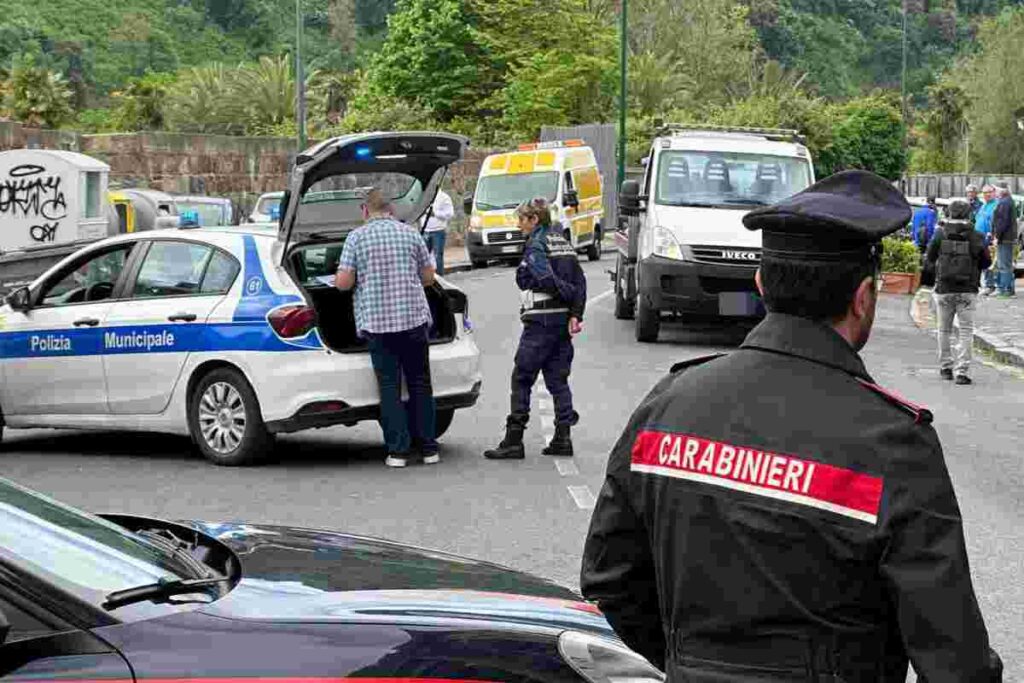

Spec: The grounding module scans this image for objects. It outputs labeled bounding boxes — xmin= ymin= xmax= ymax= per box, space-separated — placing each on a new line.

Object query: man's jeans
xmin=996 ymin=241 xmax=1016 ymax=294
xmin=365 ymin=324 xmax=437 ymax=456
xmin=935 ymin=292 xmax=976 ymax=376
xmin=424 ymin=230 xmax=446 ymax=275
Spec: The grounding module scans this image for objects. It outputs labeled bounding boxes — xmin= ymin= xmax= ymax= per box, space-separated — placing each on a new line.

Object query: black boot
xmin=542 ymin=424 xmax=573 ymax=457
xmin=483 ymin=420 xmax=525 ymax=460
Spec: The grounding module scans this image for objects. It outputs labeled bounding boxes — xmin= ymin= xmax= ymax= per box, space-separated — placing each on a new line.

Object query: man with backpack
xmin=926 ymin=199 xmax=992 ymax=385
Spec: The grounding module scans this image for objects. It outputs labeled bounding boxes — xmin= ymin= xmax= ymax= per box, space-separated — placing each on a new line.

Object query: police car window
xmin=0 ymin=594 xmax=62 ymax=642
xmin=132 ymin=242 xmax=213 ymax=298
xmin=39 ymin=246 xmax=132 ymax=307
xmin=200 ymin=251 xmax=240 ymax=294
xmin=294 ymin=244 xmax=345 ymax=285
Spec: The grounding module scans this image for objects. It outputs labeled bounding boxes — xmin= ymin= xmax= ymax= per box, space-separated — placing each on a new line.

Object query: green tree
xmin=109 ymin=71 xmax=176 ymax=131
xmin=2 ymin=57 xmax=74 ymax=128
xmin=909 ymin=80 xmax=967 ymax=172
xmin=362 ymin=0 xmax=484 ymax=120
xmin=164 ymin=63 xmax=240 ymax=134
xmin=234 ymin=55 xmax=297 ymax=135
xmin=954 ymin=7 xmax=1024 ymax=173
xmin=818 ymin=93 xmax=906 ymax=180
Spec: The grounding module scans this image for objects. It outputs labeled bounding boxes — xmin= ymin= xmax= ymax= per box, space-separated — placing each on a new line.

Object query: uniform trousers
xmin=509 ymin=312 xmax=578 ymax=427
xmin=935 ymin=292 xmax=976 ymax=376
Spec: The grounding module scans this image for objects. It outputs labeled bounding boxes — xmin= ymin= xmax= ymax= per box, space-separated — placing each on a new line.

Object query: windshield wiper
xmin=103 ymin=574 xmax=232 ymax=610
xmin=475 ymin=202 xmax=500 ymax=210
xmin=135 ymin=529 xmax=212 ymax=580
xmin=664 ymin=201 xmax=717 ymax=208
xmin=721 ymin=199 xmax=769 ymax=206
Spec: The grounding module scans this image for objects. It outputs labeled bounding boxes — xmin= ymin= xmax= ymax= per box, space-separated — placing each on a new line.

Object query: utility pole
xmin=617 ymin=0 xmax=627 ymax=191
xmin=296 ymin=0 xmax=307 ymax=151
xmin=900 ymin=1 xmax=908 ymax=127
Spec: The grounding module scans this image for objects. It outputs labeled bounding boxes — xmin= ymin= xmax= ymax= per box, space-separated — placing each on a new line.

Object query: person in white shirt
xmin=422 ymin=188 xmax=454 ymax=275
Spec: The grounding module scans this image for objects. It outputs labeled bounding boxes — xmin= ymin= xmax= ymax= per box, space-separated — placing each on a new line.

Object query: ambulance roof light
xmin=516 ymin=139 xmax=586 ymax=152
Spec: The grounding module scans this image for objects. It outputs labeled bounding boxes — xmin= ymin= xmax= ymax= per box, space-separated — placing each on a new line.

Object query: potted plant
xmin=879 ymin=236 xmax=922 ymax=294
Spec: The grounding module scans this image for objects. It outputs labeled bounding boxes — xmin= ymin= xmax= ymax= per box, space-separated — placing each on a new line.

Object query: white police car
xmin=0 ymin=132 xmax=481 ymax=465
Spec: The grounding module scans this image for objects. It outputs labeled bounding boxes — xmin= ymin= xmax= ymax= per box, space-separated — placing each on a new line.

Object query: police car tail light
xmin=558 ymin=631 xmax=665 ymax=683
xmin=268 ymin=305 xmax=317 ymax=338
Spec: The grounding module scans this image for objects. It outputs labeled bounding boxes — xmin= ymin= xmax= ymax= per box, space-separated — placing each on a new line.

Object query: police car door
xmin=0 ymin=243 xmax=136 ymax=415
xmin=102 ymin=239 xmax=237 ymax=414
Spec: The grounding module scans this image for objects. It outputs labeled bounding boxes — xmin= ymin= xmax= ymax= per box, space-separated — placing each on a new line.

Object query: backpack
xmin=937 ymin=230 xmax=976 ymax=288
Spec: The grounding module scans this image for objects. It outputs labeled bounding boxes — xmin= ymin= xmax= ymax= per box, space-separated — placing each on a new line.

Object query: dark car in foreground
xmin=0 ymin=477 xmax=663 ymax=683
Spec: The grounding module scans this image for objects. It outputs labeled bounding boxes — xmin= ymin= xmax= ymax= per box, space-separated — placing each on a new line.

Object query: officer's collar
xmin=740 ymin=313 xmax=872 ymax=380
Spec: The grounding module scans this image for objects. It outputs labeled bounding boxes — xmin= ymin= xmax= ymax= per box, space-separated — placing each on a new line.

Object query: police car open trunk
xmin=275 ymin=132 xmax=469 ymax=352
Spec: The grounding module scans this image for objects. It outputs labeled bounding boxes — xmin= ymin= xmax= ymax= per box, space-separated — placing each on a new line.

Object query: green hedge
xmin=881 ymin=236 xmax=921 ymax=273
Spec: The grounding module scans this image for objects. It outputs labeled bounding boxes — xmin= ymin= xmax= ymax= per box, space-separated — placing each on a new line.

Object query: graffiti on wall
xmin=0 ymin=164 xmax=68 ymax=243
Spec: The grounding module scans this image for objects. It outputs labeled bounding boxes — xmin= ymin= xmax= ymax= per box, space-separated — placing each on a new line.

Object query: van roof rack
xmin=655 ymin=123 xmax=806 ymax=144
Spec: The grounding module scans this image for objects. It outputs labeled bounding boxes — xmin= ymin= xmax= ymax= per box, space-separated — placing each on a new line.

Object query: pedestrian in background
xmin=911 ymin=195 xmax=938 ymax=251
xmin=991 ymin=185 xmax=1017 ymax=297
xmin=484 ymin=197 xmax=586 ymax=460
xmin=966 ymin=183 xmax=982 ymax=222
xmin=422 ymin=187 xmax=454 ymax=276
xmin=926 ymin=199 xmax=991 ymax=385
xmin=975 ymin=184 xmax=998 ymax=294
xmin=581 ymin=171 xmax=1002 ymax=682
xmin=336 ymin=188 xmax=439 ymax=468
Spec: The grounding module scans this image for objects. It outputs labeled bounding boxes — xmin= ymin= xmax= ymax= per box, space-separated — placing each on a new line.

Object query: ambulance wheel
xmin=189 ymin=368 xmax=272 ymax=466
xmin=435 ymin=409 xmax=455 ymax=439
xmin=635 ymin=293 xmax=660 ymax=343
xmin=586 ymin=228 xmax=602 ymax=261
xmin=614 ymin=256 xmax=634 ymax=320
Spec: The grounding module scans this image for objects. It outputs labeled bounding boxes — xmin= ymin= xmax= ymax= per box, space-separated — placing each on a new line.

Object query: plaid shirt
xmin=338 ymin=217 xmax=433 ymax=335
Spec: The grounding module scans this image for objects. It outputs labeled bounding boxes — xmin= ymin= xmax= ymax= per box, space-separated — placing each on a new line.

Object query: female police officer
xmin=484 ymin=197 xmax=587 ymax=460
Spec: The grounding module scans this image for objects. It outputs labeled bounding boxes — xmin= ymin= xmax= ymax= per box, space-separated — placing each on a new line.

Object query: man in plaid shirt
xmin=336 ymin=188 xmax=439 ymax=468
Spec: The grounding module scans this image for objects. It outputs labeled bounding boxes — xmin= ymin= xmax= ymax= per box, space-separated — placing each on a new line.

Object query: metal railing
xmin=654 ymin=123 xmax=807 ymax=144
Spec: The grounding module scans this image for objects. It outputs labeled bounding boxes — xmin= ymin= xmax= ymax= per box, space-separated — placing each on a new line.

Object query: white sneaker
xmin=423 ymin=453 xmax=441 ymax=465
xmin=385 ymin=455 xmax=408 ymax=468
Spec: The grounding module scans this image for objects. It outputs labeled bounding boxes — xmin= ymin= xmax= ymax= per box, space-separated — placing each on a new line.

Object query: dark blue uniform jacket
xmin=516 ymin=223 xmax=587 ymax=320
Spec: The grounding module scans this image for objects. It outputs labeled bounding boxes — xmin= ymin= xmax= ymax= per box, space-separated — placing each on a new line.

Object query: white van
xmin=614 ymin=125 xmax=815 ymax=342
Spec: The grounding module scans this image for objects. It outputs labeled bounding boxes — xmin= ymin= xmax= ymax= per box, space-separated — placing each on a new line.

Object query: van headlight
xmin=469 ymin=215 xmax=483 ymax=231
xmin=558 ymin=631 xmax=665 ymax=683
xmin=650 ymin=226 xmax=687 ymax=261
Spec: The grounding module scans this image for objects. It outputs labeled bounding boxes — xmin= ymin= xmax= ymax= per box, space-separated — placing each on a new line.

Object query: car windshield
xmin=0 ymin=478 xmax=194 ymax=608
xmin=255 ymin=195 xmax=283 ymax=216
xmin=475 ymin=172 xmax=558 ymax=211
xmin=176 ymin=202 xmax=230 ymax=227
xmin=655 ymin=151 xmax=812 ymax=208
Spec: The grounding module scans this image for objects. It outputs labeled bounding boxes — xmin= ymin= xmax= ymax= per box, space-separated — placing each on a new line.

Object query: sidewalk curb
xmin=910 ymin=289 xmax=1024 ymax=370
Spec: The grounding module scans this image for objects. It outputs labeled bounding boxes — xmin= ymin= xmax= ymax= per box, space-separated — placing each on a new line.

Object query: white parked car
xmin=248 ymin=191 xmax=284 ymax=223
xmin=0 ymin=132 xmax=481 ymax=465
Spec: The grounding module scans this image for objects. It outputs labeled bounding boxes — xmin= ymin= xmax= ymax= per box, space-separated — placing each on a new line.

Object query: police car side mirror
xmin=6 ymin=286 xmax=30 ymax=312
xmin=463 ymin=193 xmax=474 ymax=214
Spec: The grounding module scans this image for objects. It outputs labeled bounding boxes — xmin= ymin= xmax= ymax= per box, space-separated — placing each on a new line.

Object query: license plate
xmin=718 ymin=292 xmax=762 ymax=316
xmin=501 ymin=246 xmax=519 ymax=254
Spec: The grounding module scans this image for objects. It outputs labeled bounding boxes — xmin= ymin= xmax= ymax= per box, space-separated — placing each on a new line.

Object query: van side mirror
xmin=619 ymin=180 xmax=641 ymax=216
xmin=6 ymin=286 xmax=30 ymax=312
xmin=563 ymin=189 xmax=579 ymax=209
xmin=462 ymin=193 xmax=474 ymax=214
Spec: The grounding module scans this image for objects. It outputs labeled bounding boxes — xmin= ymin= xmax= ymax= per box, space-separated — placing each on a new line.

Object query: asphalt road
xmin=2 ymin=251 xmax=1021 ymax=678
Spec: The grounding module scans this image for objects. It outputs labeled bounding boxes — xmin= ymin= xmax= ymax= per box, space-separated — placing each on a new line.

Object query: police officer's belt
xmin=521 ymin=291 xmax=565 ymax=311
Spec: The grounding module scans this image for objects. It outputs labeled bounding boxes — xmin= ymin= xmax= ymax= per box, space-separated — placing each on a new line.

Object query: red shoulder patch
xmin=856 ymin=378 xmax=933 ymax=424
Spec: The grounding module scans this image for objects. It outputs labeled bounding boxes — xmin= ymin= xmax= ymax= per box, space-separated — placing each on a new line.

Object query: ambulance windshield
xmin=475 ymin=172 xmax=558 ymax=211
xmin=655 ymin=151 xmax=811 ymax=208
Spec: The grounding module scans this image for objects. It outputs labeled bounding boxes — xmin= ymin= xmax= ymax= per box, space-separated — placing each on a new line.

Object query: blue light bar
xmin=355 ymin=146 xmax=372 ymax=158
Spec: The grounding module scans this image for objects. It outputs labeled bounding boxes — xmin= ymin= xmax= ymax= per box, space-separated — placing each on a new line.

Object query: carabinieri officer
xmin=580 ymin=170 xmax=1002 ymax=681
xmin=484 ymin=197 xmax=587 ymax=460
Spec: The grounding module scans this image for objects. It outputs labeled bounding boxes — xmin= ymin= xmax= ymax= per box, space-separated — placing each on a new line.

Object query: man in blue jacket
xmin=911 ymin=196 xmax=938 ymax=252
xmin=484 ymin=197 xmax=587 ymax=459
xmin=991 ymin=186 xmax=1017 ymax=296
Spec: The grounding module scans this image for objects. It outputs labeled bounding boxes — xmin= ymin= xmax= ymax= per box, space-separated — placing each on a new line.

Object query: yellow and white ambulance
xmin=464 ymin=140 xmax=605 ymax=267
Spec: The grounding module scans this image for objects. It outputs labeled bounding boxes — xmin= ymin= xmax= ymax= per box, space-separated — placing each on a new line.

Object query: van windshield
xmin=475 ymin=172 xmax=558 ymax=211
xmin=654 ymin=151 xmax=811 ymax=208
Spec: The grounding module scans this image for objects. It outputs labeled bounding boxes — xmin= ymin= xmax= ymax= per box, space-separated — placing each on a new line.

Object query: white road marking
xmin=568 ymin=485 xmax=597 ymax=509
xmin=587 ymin=289 xmax=614 ymax=306
xmin=555 ymin=459 xmax=580 ymax=476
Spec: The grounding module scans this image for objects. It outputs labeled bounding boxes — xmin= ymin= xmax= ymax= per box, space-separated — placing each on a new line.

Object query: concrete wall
xmin=0 ymin=123 xmax=497 ymax=237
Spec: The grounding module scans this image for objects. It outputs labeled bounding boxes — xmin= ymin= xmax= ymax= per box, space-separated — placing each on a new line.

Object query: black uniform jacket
xmin=581 ymin=314 xmax=1001 ymax=682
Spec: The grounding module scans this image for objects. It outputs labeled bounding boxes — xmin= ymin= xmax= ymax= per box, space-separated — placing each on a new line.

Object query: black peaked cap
xmin=742 ymin=170 xmax=912 ymax=262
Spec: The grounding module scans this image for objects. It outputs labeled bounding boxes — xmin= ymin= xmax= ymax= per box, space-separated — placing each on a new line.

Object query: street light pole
xmin=900 ymin=1 xmax=908 ymax=127
xmin=296 ymin=0 xmax=307 ymax=151
xmin=617 ymin=0 xmax=627 ymax=191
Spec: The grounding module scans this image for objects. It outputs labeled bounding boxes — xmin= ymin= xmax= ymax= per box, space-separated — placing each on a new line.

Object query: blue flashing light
xmin=355 ymin=146 xmax=373 ymax=158
xmin=179 ymin=209 xmax=200 ymax=228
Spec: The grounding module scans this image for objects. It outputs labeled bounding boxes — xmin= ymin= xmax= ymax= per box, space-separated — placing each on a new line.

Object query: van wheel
xmin=614 ymin=255 xmax=634 ymax=320
xmin=435 ymin=409 xmax=455 ymax=438
xmin=189 ymin=368 xmax=272 ymax=466
xmin=586 ymin=228 xmax=603 ymax=261
xmin=471 ymin=259 xmax=489 ymax=269
xmin=635 ymin=293 xmax=660 ymax=343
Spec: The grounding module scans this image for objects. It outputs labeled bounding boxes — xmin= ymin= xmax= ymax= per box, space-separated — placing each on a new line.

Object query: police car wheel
xmin=635 ymin=293 xmax=660 ymax=343
xmin=189 ymin=369 xmax=272 ymax=466
xmin=435 ymin=409 xmax=454 ymax=438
